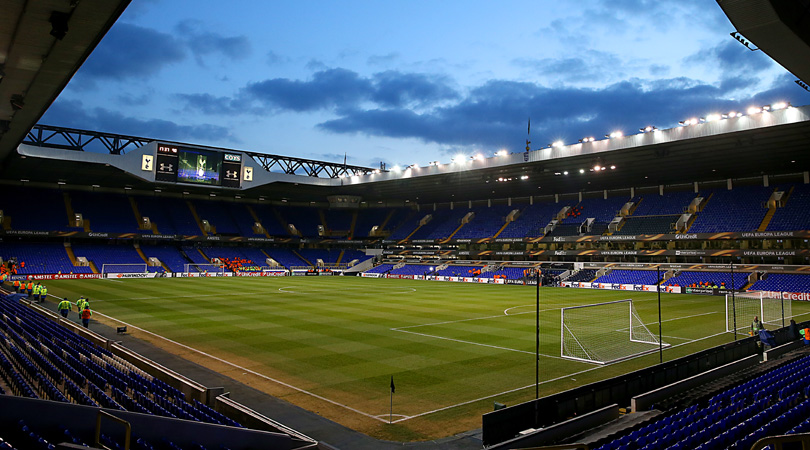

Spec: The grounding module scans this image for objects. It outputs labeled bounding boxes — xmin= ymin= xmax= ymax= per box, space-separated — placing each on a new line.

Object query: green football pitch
xmin=40 ymin=276 xmax=810 ymax=440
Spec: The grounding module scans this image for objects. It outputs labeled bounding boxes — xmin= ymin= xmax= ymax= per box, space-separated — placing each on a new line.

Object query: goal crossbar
xmin=561 ymin=298 xmax=669 ymax=365
xmin=726 ymin=291 xmax=792 ymax=335
xmin=184 ymin=263 xmax=225 ymax=273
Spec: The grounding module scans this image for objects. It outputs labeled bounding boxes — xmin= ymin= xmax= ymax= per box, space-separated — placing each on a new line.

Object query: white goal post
xmin=726 ymin=291 xmax=792 ymax=335
xmin=561 ymin=299 xmax=669 ymax=365
xmin=184 ymin=263 xmax=225 ymax=273
xmin=101 ymin=263 xmax=148 ymax=276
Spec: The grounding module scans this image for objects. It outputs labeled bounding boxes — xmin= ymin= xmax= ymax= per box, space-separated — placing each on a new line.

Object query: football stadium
xmin=2 ymin=1 xmax=810 ymax=450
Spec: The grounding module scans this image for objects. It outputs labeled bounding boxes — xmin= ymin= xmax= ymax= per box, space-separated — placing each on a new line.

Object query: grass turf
xmin=41 ymin=276 xmax=810 ymax=440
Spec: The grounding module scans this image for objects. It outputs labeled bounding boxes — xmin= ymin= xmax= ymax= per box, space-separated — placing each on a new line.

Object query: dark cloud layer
xmin=41 ymin=99 xmax=236 ymax=144
xmin=178 ymin=63 xmax=803 ymax=151
xmin=80 ymin=23 xmax=186 ymax=80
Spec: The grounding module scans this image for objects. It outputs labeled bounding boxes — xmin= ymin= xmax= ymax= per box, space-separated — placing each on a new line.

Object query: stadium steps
xmin=443 ymin=222 xmax=466 ymax=241
xmin=491 ymin=219 xmax=511 ymax=239
xmin=336 ymin=249 xmax=345 ymax=265
xmin=378 ymin=208 xmax=397 ymax=231
xmin=134 ymin=244 xmax=149 ymax=264
xmin=64 ymin=244 xmax=79 ymax=266
xmin=402 ymin=224 xmax=422 ymax=242
xmin=292 ymin=250 xmax=313 ymax=267
xmin=129 ymin=196 xmax=145 ymax=231
xmin=197 ymin=248 xmax=211 ymax=263
xmin=272 ymin=207 xmax=298 ymax=237
xmin=63 ymin=192 xmax=75 ymax=228
xmin=758 ymin=186 xmax=792 ymax=231
xmin=348 ymin=211 xmax=358 ymax=239
xmin=685 ymin=192 xmax=714 ymax=232
xmin=1 ymin=215 xmax=10 ymax=230
xmin=88 ymin=261 xmax=99 ymax=274
xmin=318 ymin=209 xmax=328 ymax=235
xmin=185 ymin=201 xmax=208 ymax=236
xmin=245 ymin=205 xmax=272 ymax=238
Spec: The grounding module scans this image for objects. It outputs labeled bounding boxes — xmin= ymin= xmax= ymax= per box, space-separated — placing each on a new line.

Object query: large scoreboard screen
xmin=154 ymin=144 xmax=242 ymax=188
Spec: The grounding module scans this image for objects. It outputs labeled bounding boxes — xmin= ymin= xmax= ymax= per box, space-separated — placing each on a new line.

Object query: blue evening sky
xmin=41 ymin=0 xmax=808 ymax=169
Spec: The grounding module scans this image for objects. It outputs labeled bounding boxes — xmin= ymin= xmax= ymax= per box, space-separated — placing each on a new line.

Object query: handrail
xmin=95 ymin=410 xmax=131 ymax=450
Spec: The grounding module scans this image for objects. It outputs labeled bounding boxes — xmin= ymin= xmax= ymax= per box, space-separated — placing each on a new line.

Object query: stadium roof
xmin=0 ymin=0 xmax=131 ymax=164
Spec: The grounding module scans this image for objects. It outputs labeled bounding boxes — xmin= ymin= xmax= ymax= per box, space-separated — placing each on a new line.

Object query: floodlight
xmin=747 ymin=106 xmax=761 ymax=115
xmin=563 ymin=171 xmax=569 ymax=175
xmin=772 ymin=102 xmax=788 ymax=110
xmin=474 ymin=153 xmax=484 ymax=161
xmin=520 ymin=175 xmax=529 ymax=180
xmin=610 ymin=165 xmax=616 ymax=170
xmin=392 ymin=165 xmax=401 ymax=172
xmin=705 ymin=114 xmax=721 ymax=122
xmin=579 ymin=169 xmax=585 ymax=174
xmin=496 ymin=150 xmax=508 ymax=157
xmin=552 ymin=140 xmax=563 ymax=147
xmin=593 ymin=165 xmax=601 ymax=171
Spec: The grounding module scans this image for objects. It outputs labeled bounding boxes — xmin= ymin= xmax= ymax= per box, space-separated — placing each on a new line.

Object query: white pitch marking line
xmin=392 ymin=328 xmax=572 ymax=361
xmin=391 ymin=364 xmax=605 ymax=423
xmin=85 ymin=310 xmax=391 ymax=423
xmin=504 ymin=304 xmax=536 ymax=315
xmin=396 ymin=306 xmax=560 ymax=331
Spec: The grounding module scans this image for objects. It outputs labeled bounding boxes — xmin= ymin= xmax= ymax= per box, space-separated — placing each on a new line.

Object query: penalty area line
xmin=88 ymin=310 xmax=392 ymax=423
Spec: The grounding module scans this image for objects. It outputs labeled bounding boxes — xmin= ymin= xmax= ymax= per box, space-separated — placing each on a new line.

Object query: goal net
xmin=726 ymin=291 xmax=791 ymax=335
xmin=184 ymin=263 xmax=225 ymax=273
xmin=101 ymin=263 xmax=148 ymax=275
xmin=561 ymin=299 xmax=668 ymax=365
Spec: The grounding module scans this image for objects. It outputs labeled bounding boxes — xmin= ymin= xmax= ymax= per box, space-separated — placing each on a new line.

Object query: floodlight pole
xmin=535 ymin=268 xmax=540 ymax=426
xmin=731 ymin=262 xmax=737 ymax=341
xmin=657 ymin=265 xmax=663 ymax=364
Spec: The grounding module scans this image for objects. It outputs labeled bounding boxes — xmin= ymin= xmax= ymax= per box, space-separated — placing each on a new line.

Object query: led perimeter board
xmin=155 ymin=144 xmax=242 ymax=188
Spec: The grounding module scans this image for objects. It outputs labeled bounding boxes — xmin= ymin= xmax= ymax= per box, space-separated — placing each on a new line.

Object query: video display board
xmin=154 ymin=144 xmax=242 ymax=188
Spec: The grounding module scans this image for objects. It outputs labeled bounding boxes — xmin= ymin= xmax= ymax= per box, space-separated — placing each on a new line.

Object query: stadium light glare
xmin=563 ymin=171 xmax=569 ymax=175
xmin=606 ymin=131 xmax=623 ymax=138
xmin=554 ymin=172 xmax=561 ymax=176
xmin=579 ymin=169 xmax=585 ymax=174
xmin=772 ymin=102 xmax=788 ymax=110
xmin=705 ymin=114 xmax=721 ymax=122
xmin=453 ymin=154 xmax=466 ymax=163
xmin=474 ymin=153 xmax=484 ymax=161
xmin=610 ymin=165 xmax=616 ymax=170
xmin=593 ymin=165 xmax=601 ymax=171
xmin=747 ymin=106 xmax=762 ymax=115
xmin=520 ymin=175 xmax=529 ymax=180
xmin=392 ymin=165 xmax=401 ymax=172
xmin=640 ymin=126 xmax=656 ymax=133
xmin=552 ymin=140 xmax=564 ymax=147
xmin=495 ymin=149 xmax=508 ymax=157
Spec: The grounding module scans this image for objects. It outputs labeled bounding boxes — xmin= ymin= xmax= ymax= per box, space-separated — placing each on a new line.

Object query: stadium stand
xmin=594 ymin=269 xmax=660 ymax=285
xmin=0 ymin=242 xmax=92 ymax=274
xmin=71 ymin=243 xmax=160 ymax=273
xmin=749 ymin=273 xmax=810 ymax=293
xmin=135 ymin=196 xmax=202 ymax=236
xmin=413 ymin=208 xmax=471 ymax=240
xmin=768 ymin=184 xmax=810 ymax=231
xmin=689 ymin=186 xmax=773 ymax=233
xmin=664 ymin=271 xmax=748 ymax=289
xmin=139 ymin=244 xmax=188 ymax=273
xmin=363 ymin=263 xmax=393 ymax=274
xmin=0 ymin=187 xmax=71 ymax=232
xmin=631 ymin=191 xmax=699 ymax=216
xmin=453 ymin=205 xmax=515 ymax=239
xmin=566 ymin=269 xmax=598 ymax=282
xmin=250 ymin=204 xmax=292 ymax=237
xmin=496 ymin=202 xmax=561 ymax=238
xmin=69 ymin=191 xmax=141 ymax=233
xmin=262 ymin=248 xmax=308 ymax=268
xmin=615 ymin=215 xmax=678 ymax=235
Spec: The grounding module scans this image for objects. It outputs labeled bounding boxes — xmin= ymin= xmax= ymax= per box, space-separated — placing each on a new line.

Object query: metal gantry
xmin=24 ymin=124 xmax=377 ymax=178
xmin=24 ymin=125 xmax=150 ymax=155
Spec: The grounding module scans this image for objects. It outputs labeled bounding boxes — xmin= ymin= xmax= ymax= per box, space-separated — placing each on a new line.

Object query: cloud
xmin=41 ymin=99 xmax=237 ymax=144
xmin=318 ymin=76 xmax=776 ymax=150
xmin=179 ymin=68 xmax=460 ymax=114
xmin=367 ymin=52 xmax=400 ymax=66
xmin=513 ymin=51 xmax=627 ymax=83
xmin=79 ymin=23 xmax=186 ymax=81
xmin=686 ymin=40 xmax=775 ymax=76
xmin=175 ymin=20 xmax=251 ymax=65
xmin=266 ymin=50 xmax=287 ymax=66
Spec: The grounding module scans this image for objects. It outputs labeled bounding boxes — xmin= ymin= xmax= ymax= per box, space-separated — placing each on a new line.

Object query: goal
xmin=561 ymin=299 xmax=668 ymax=365
xmin=184 ymin=263 xmax=225 ymax=274
xmin=726 ymin=291 xmax=791 ymax=335
xmin=101 ymin=263 xmax=148 ymax=276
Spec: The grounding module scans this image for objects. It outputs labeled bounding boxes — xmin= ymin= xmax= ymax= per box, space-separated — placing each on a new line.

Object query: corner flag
xmin=390 ymin=376 xmax=395 ymax=393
